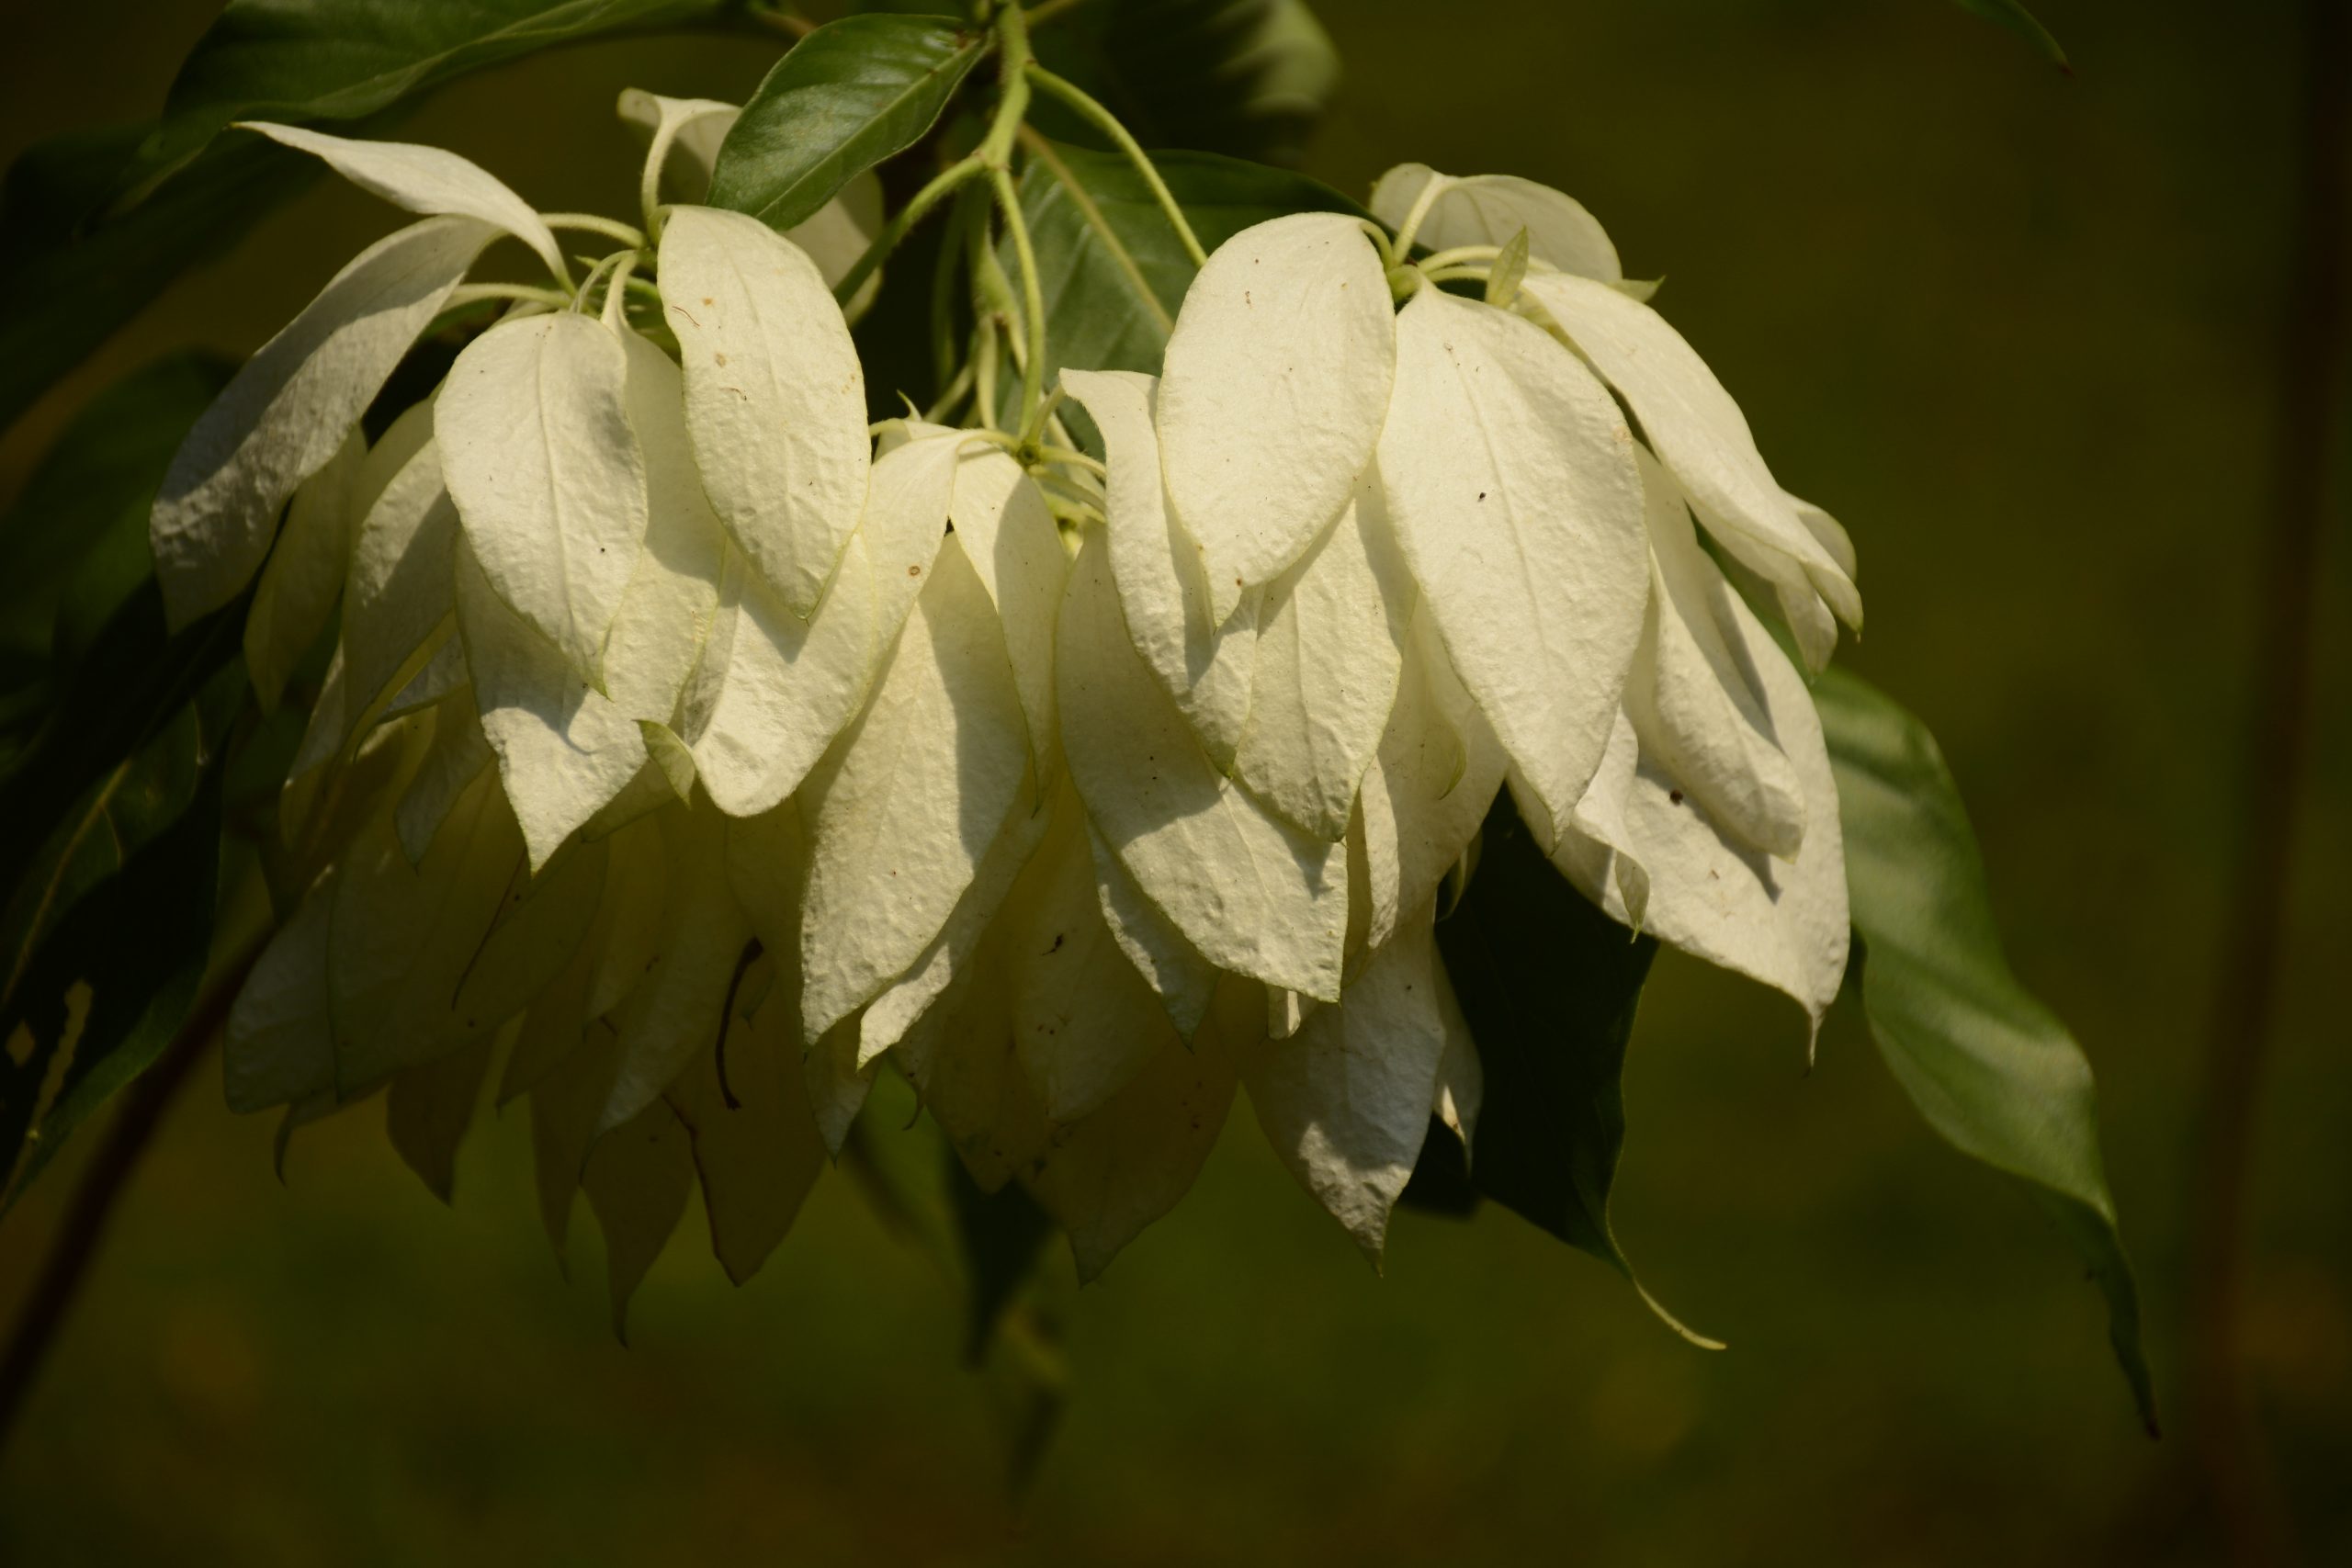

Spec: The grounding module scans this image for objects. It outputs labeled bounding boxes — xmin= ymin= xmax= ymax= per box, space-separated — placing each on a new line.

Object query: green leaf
xmin=707 ymin=14 xmax=985 ymax=234
xmin=1433 ymin=790 xmax=1712 ymax=1344
xmin=1027 ymin=0 xmax=1340 ymax=167
xmin=1949 ymin=0 xmax=2070 ymax=71
xmin=0 ymin=131 xmax=301 ymax=434
xmin=1015 ymin=139 xmax=1359 ymax=397
xmin=1 ymin=663 xmax=241 ymax=1205
xmin=0 ymin=0 xmax=734 ymax=434
xmin=1814 ymin=668 xmax=2153 ymax=1431
xmin=0 ymin=352 xmax=235 ymax=687
xmin=140 ymin=0 xmax=732 ymax=189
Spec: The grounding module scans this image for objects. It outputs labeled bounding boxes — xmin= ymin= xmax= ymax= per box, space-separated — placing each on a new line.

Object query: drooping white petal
xmin=1023 ymin=976 xmax=1253 ymax=1282
xmin=1515 ymin=270 xmax=1861 ymax=635
xmin=604 ymin=331 xmax=726 ymax=725
xmin=438 ymin=313 xmax=650 ymax=684
xmin=1566 ymin=709 xmax=1651 ymax=929
xmin=803 ymin=1019 xmax=873 ymax=1156
xmin=684 ymin=535 xmax=879 ymax=818
xmin=244 ymin=425 xmax=365 ymax=711
xmin=601 ymin=805 xmax=755 ymax=1133
xmin=856 ymin=429 xmax=961 ymax=644
xmin=243 ymin=122 xmax=569 ymax=285
xmin=659 ymin=205 xmax=869 ymax=617
xmin=1232 ymin=480 xmax=1412 ymax=841
xmin=1058 ymin=527 xmax=1346 ymax=1002
xmin=344 ymin=434 xmax=459 ymax=719
xmin=1245 ymin=916 xmax=1452 ymax=1264
xmin=580 ymin=1096 xmax=694 ymax=1341
xmin=1553 ymin=592 xmax=1850 ymax=1038
xmin=1158 ymin=212 xmax=1396 ymax=622
xmin=1060 ymin=368 xmax=1260 ymax=769
xmin=1087 ymin=823 xmax=1218 ymax=1042
xmin=901 ymin=944 xmax=1051 ymax=1191
xmin=945 ymin=445 xmax=1069 ymax=767
xmin=386 ymin=1034 xmax=493 ymax=1202
xmin=664 ymin=1000 xmax=824 ymax=1285
xmin=152 ymin=215 xmax=494 ymax=629
xmin=858 ymin=783 xmax=1047 ymax=1066
xmin=1430 ymin=953 xmax=1482 ymax=1154
xmin=394 ymin=687 xmax=493 ymax=863
xmin=1355 ymin=609 xmax=1509 ymax=958
xmin=1369 ymin=164 xmax=1623 ymax=283
xmin=453 ymin=537 xmax=645 ymax=868
xmin=329 ymin=773 xmax=602 ymax=1092
xmin=799 ymin=536 xmax=1029 ymax=1042
xmin=998 ymin=797 xmax=1179 ymax=1123
xmin=618 ymin=89 xmax=739 ymax=203
xmin=1377 ymin=286 xmax=1648 ymax=842
xmin=1625 ymin=452 xmax=1806 ymax=859
xmin=225 ymin=874 xmax=335 ymax=1113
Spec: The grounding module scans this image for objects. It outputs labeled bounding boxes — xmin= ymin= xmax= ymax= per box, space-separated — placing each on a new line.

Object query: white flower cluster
xmin=173 ymin=108 xmax=1856 ymax=1305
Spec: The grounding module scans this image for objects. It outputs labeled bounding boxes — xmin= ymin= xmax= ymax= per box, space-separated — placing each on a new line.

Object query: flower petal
xmin=1059 ymin=368 xmax=1259 ymax=769
xmin=1157 ymin=212 xmax=1396 ymax=622
xmin=1517 ymin=270 xmax=1860 ymax=632
xmin=1087 ymin=822 xmax=1219 ymax=1042
xmin=1058 ymin=526 xmax=1347 ymax=1002
xmin=244 ymin=425 xmax=365 ymax=711
xmin=799 ymin=536 xmax=1030 ymax=1042
xmin=1233 ymin=479 xmax=1412 ymax=841
xmin=439 ymin=313 xmax=649 ymax=684
xmin=1370 ymin=163 xmax=1622 ymax=282
xmin=453 ymin=537 xmax=646 ymax=868
xmin=945 ymin=445 xmax=1069 ymax=769
xmin=1245 ymin=915 xmax=1452 ymax=1265
xmin=243 ymin=121 xmax=568 ymax=285
xmin=659 ymin=205 xmax=869 ymax=617
xmin=604 ymin=331 xmax=726 ymax=726
xmin=1377 ymin=286 xmax=1648 ymax=842
xmin=152 ymin=215 xmax=493 ymax=629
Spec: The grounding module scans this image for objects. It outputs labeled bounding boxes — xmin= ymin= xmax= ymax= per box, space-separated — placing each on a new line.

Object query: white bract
xmin=178 ymin=112 xmax=1860 ymax=1316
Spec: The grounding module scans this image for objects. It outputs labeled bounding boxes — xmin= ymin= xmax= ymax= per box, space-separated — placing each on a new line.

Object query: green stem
xmin=447 ymin=283 xmax=570 ymax=310
xmin=1016 ymin=126 xmax=1170 ymax=333
xmin=833 ymin=155 xmax=987 ymax=309
xmin=995 ymin=167 xmax=1047 ymax=435
xmin=543 ymin=212 xmax=647 ymax=250
xmin=1023 ymin=63 xmax=1207 ymax=266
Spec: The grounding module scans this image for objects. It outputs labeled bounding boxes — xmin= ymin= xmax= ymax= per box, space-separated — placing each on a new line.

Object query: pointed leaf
xmin=707 ymin=14 xmax=983 ymax=234
xmin=1815 ymin=667 xmax=2151 ymax=1429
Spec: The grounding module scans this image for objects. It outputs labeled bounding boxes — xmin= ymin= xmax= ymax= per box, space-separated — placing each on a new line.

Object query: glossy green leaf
xmin=0 ymin=0 xmax=732 ymax=433
xmin=1433 ymin=789 xmax=1713 ymax=1344
xmin=0 ymin=354 xmax=233 ymax=725
xmin=0 ymin=663 xmax=240 ymax=1204
xmin=1014 ymin=139 xmax=1359 ymax=400
xmin=1950 ymin=0 xmax=2070 ymax=70
xmin=0 ymin=131 xmax=302 ymax=434
xmin=1814 ymin=668 xmax=2152 ymax=1430
xmin=141 ymin=0 xmax=731 ymax=187
xmin=1432 ymin=788 xmax=1650 ymax=1269
xmin=707 ymin=13 xmax=984 ymax=234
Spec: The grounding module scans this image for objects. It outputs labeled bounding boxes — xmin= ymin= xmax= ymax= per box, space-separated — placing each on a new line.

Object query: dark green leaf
xmin=139 ymin=0 xmax=733 ymax=190
xmin=0 ymin=0 xmax=736 ymax=434
xmin=708 ymin=14 xmax=985 ymax=233
xmin=1949 ymin=0 xmax=2070 ymax=71
xmin=1028 ymin=0 xmax=1340 ymax=167
xmin=1814 ymin=668 xmax=2153 ymax=1431
xmin=0 ymin=132 xmax=301 ymax=434
xmin=0 ymin=664 xmax=240 ymax=1204
xmin=1015 ymin=139 xmax=1359 ymax=400
xmin=0 ymin=352 xmax=234 ymax=681
xmin=945 ymin=1145 xmax=1057 ymax=1362
xmin=1434 ymin=789 xmax=1655 ymax=1269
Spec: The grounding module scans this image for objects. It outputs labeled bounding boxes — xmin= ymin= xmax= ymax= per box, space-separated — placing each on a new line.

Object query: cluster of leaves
xmin=0 ymin=0 xmax=2136 ymax=1462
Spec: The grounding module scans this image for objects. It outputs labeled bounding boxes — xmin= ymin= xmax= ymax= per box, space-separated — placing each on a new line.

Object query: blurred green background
xmin=2 ymin=0 xmax=2346 ymax=1562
